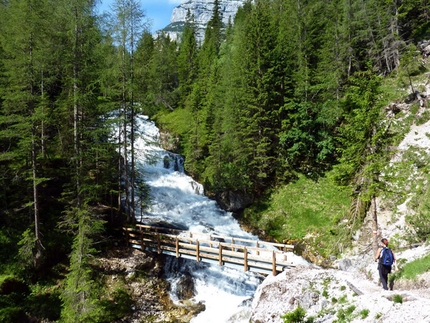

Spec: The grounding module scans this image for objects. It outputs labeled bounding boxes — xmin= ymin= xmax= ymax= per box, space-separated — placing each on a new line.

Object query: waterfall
xmin=134 ymin=115 xmax=264 ymax=322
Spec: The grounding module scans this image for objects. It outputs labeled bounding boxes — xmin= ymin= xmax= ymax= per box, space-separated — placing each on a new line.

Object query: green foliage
xmin=393 ymin=253 xmax=430 ymax=280
xmin=335 ymin=305 xmax=356 ymax=323
xmin=338 ymin=295 xmax=348 ymax=304
xmin=60 ymin=207 xmax=106 ymax=323
xmin=359 ymin=309 xmax=369 ymax=319
xmin=26 ymin=284 xmax=62 ymax=321
xmin=281 ymin=305 xmax=307 ymax=323
xmin=406 ymin=203 xmax=430 ymax=242
xmin=1 ymin=0 xmax=430 ymax=321
xmin=95 ymin=288 xmax=133 ymax=322
xmin=243 ymin=172 xmax=350 ymax=255
xmin=405 ymin=178 xmax=430 ymax=242
xmin=17 ymin=229 xmax=37 ymax=268
xmin=0 ymin=307 xmax=27 ymax=323
xmin=393 ymin=294 xmax=403 ymax=304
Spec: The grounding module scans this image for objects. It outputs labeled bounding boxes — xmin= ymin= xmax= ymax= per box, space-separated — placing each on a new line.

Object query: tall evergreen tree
xmin=177 ymin=10 xmax=198 ymax=104
xmin=183 ymin=0 xmax=224 ymax=177
xmin=107 ymin=0 xmax=148 ymax=222
xmin=134 ymin=31 xmax=156 ymax=115
xmin=0 ymin=0 xmax=52 ymax=268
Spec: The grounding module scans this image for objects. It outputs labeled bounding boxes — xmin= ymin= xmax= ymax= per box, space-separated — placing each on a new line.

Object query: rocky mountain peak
xmin=155 ymin=0 xmax=245 ymax=42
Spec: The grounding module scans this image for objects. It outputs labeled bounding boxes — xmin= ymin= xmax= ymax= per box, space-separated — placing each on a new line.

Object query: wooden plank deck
xmin=123 ymin=224 xmax=296 ymax=275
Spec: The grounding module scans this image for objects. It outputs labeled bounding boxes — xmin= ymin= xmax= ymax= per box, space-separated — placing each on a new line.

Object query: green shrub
xmin=335 ymin=305 xmax=356 ymax=323
xmin=393 ymin=294 xmax=403 ymax=304
xmin=281 ymin=305 xmax=306 ymax=323
xmin=345 ymin=305 xmax=356 ymax=315
xmin=338 ymin=295 xmax=348 ymax=304
xmin=359 ymin=309 xmax=369 ymax=319
xmin=0 ymin=307 xmax=27 ymax=323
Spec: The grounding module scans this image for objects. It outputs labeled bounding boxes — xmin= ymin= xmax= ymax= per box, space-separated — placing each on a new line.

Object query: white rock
xmin=155 ymin=0 xmax=245 ymax=42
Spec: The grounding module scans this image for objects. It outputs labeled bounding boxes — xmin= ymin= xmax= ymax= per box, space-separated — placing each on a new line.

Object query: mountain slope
xmin=156 ymin=0 xmax=245 ymax=42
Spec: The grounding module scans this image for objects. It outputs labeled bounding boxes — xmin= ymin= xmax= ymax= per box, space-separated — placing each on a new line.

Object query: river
xmin=133 ymin=115 xmax=264 ymax=322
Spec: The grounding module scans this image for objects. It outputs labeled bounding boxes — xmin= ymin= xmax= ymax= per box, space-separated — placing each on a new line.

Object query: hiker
xmin=375 ymin=238 xmax=396 ymax=291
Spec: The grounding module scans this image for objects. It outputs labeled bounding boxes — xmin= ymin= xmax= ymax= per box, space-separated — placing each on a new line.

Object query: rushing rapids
xmin=133 ymin=115 xmax=264 ymax=322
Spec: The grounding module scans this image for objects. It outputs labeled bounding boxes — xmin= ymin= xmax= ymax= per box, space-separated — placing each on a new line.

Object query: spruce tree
xmin=106 ymin=0 xmax=148 ymax=222
xmin=0 ymin=0 xmax=52 ymax=268
xmin=177 ymin=10 xmax=198 ymax=104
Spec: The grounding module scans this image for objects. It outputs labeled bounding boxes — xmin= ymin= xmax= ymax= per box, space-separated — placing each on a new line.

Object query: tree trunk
xmin=372 ymin=195 xmax=379 ymax=254
xmin=32 ymin=128 xmax=43 ymax=269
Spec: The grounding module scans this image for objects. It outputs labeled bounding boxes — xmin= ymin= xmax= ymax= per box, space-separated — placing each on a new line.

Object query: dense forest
xmin=0 ymin=0 xmax=430 ymax=321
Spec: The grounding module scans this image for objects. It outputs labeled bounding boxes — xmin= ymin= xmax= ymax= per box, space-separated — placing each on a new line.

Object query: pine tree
xmin=177 ymin=10 xmax=198 ymax=104
xmin=0 ymin=0 xmax=52 ymax=268
xmin=150 ymin=33 xmax=178 ymax=111
xmin=106 ymin=0 xmax=148 ymax=222
xmin=60 ymin=208 xmax=105 ymax=323
xmin=134 ymin=31 xmax=156 ymax=115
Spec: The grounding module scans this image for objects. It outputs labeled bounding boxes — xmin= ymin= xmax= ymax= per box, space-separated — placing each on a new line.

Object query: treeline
xmin=153 ymin=0 xmax=426 ymax=200
xmin=0 ymin=0 xmax=428 ymax=321
xmin=0 ymin=0 xmax=154 ymax=321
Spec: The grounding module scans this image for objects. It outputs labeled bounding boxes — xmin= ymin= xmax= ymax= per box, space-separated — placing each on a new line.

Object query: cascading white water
xmin=134 ymin=115 xmax=265 ymax=322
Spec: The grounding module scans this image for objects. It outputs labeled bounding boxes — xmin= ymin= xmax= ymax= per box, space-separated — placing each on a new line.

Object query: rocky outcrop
xmin=215 ymin=190 xmax=254 ymax=212
xmin=156 ymin=0 xmax=245 ymax=42
xmin=250 ymin=258 xmax=430 ymax=323
xmin=98 ymin=247 xmax=203 ymax=322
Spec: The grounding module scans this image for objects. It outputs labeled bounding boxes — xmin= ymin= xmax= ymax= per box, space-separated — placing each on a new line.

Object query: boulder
xmin=215 ymin=190 xmax=254 ymax=212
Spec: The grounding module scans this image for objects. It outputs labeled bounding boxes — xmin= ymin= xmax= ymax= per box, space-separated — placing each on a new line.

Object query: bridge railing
xmin=123 ymin=224 xmax=296 ymax=275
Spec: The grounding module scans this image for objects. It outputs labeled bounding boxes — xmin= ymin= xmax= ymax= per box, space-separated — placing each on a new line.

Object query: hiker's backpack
xmin=381 ymin=247 xmax=394 ymax=266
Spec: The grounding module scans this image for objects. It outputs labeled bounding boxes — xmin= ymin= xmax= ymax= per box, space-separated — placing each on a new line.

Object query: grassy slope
xmin=242 ymin=174 xmax=350 ymax=253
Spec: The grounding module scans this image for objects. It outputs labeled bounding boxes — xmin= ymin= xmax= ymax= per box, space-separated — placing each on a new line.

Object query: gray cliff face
xmin=156 ymin=0 xmax=245 ymax=42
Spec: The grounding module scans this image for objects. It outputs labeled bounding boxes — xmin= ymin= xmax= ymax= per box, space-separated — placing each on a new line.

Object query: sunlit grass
xmin=243 ymin=172 xmax=350 ymax=255
xmin=399 ymin=253 xmax=430 ymax=280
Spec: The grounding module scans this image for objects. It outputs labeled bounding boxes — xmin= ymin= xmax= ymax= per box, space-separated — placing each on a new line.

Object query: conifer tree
xmin=184 ymin=0 xmax=224 ymax=177
xmin=61 ymin=209 xmax=105 ymax=323
xmin=177 ymin=10 xmax=198 ymax=104
xmin=135 ymin=31 xmax=156 ymax=115
xmin=0 ymin=0 xmax=52 ymax=268
xmin=107 ymin=0 xmax=148 ymax=222
xmin=229 ymin=0 xmax=279 ymax=190
xmin=332 ymin=67 xmax=391 ymax=243
xmin=150 ymin=33 xmax=179 ymax=111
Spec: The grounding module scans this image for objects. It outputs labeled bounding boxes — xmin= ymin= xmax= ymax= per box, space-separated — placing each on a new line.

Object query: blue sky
xmin=97 ymin=0 xmax=182 ymax=33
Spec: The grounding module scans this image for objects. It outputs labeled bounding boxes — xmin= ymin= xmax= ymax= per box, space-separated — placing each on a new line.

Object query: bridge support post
xmin=244 ymin=247 xmax=248 ymax=272
xmin=272 ymin=251 xmax=276 ymax=276
xmin=157 ymin=234 xmax=161 ymax=254
xmin=218 ymin=243 xmax=222 ymax=266
xmin=196 ymin=240 xmax=200 ymax=262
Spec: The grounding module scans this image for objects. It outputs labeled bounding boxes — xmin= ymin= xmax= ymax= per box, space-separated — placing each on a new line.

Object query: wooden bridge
xmin=123 ymin=224 xmax=297 ymax=275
